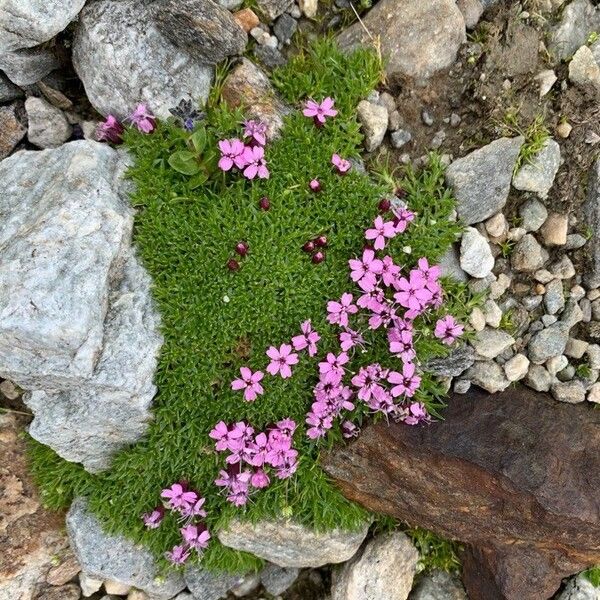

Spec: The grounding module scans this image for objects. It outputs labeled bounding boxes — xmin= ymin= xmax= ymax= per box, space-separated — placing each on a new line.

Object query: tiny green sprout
xmin=587 ymin=31 xmax=599 ymax=46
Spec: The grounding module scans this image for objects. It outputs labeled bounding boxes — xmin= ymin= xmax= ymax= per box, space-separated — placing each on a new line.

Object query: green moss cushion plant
xmin=29 ymin=39 xmax=474 ymax=573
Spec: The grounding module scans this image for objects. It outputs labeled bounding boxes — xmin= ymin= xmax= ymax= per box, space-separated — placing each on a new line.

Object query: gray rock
xmin=260 ymin=564 xmax=299 ymax=596
xmin=446 ymin=137 xmax=524 ymax=225
xmin=471 ymin=328 xmax=515 ymax=360
xmin=274 ymin=13 xmax=298 ymax=43
xmin=79 ymin=572 xmax=103 ymax=596
xmin=511 ymin=234 xmax=549 ymax=272
xmin=551 ymin=380 xmax=587 ymax=404
xmin=0 ymin=46 xmax=61 ymax=86
xmin=549 ymin=0 xmax=600 ymax=61
xmin=67 ymin=498 xmax=185 ymax=599
xmin=503 ymin=353 xmax=530 ymax=382
xmin=465 ymin=360 xmax=511 ymax=393
xmin=73 ymin=0 xmax=213 ymax=119
xmin=566 ymin=338 xmax=589 ymax=359
xmin=583 ymin=159 xmax=600 ymax=288
xmin=408 ymin=569 xmax=467 ymax=600
xmin=331 ymin=532 xmax=418 ymax=600
xmin=155 ymin=0 xmax=248 ymax=64
xmin=512 ymin=139 xmax=561 ymax=199
xmin=0 ymin=0 xmax=86 ymax=52
xmin=569 ymin=45 xmax=600 ymax=89
xmin=391 ymin=129 xmax=413 ymax=149
xmin=453 ymin=379 xmax=471 ymax=394
xmin=423 ymin=346 xmax=475 ymax=377
xmin=0 ymin=102 xmax=26 ymax=160
xmin=528 ymin=323 xmax=569 ymax=364
xmin=357 ymin=100 xmax=388 ymax=152
xmin=221 ymin=58 xmax=288 ymax=141
xmin=421 ymin=109 xmax=434 ymax=126
xmin=562 ymin=298 xmax=585 ymax=330
xmin=431 ymin=130 xmax=446 ymax=150
xmin=550 ymin=255 xmax=576 ymax=280
xmin=337 ymin=0 xmax=466 ymax=80
xmin=556 ymin=574 xmax=600 ymax=600
xmin=524 ymin=364 xmax=554 ymax=392
xmin=457 ymin=0 xmax=483 ymax=30
xmin=544 ymin=279 xmax=565 ymax=315
xmin=184 ymin=566 xmax=242 ymax=600
xmin=0 ymin=71 xmax=23 ymax=102
xmin=565 ymin=233 xmax=588 ymax=250
xmin=253 ymin=45 xmax=287 ymax=69
xmin=218 ymin=0 xmax=243 ymax=8
xmin=25 ymin=96 xmax=71 ymax=148
xmin=218 ymin=519 xmax=369 ymax=568
xmin=255 ymin=0 xmax=293 ymax=20
xmin=534 ymin=69 xmax=558 ymax=98
xmin=438 ymin=244 xmax=468 ymax=282
xmin=519 ymin=198 xmax=548 ymax=232
xmin=230 ymin=573 xmax=260 ymax=597
xmin=460 ymin=227 xmax=494 ymax=278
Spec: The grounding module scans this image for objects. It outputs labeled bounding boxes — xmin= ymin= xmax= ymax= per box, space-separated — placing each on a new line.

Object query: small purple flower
xmin=96 ymin=115 xmax=124 ymax=144
xmin=181 ymin=524 xmax=211 ymax=550
xmin=303 ymin=97 xmax=338 ymax=126
xmin=126 ymin=103 xmax=156 ymax=134
xmin=434 ymin=315 xmax=464 ymax=345
xmin=365 ymin=216 xmax=396 ymax=251
xmin=388 ymin=363 xmax=421 ymax=398
xmin=331 ymin=153 xmax=351 ymax=174
xmin=292 ymin=319 xmax=321 ymax=356
xmin=218 ymin=138 xmax=246 ymax=172
xmin=231 ymin=367 xmax=265 ymax=402
xmin=327 ymin=293 xmax=358 ymax=328
xmin=266 ymin=344 xmax=299 ymax=378
xmin=242 ymin=145 xmax=270 ymax=179
xmin=309 ymin=179 xmax=322 ymax=192
xmin=243 ymin=119 xmax=268 ymax=146
xmin=169 ymin=99 xmax=205 ymax=131
xmin=165 ymin=544 xmax=190 ymax=565
xmin=141 ymin=506 xmax=164 ymax=529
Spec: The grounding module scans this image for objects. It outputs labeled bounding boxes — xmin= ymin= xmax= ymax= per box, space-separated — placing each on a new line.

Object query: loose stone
xmin=540 ymin=213 xmax=568 ymax=246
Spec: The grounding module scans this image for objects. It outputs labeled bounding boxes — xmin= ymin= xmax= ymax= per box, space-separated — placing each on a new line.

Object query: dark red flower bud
xmin=378 ymin=198 xmax=391 ymax=212
xmin=314 ymin=235 xmax=328 ymax=248
xmin=302 ymin=240 xmax=316 ymax=253
xmin=312 ymin=251 xmax=325 ymax=264
xmin=227 ymin=258 xmax=240 ymax=271
xmin=235 ymin=242 xmax=249 ymax=257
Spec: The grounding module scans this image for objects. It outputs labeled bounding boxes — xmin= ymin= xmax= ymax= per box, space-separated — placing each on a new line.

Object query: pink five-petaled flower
xmin=342 ymin=420 xmax=360 ymax=438
xmin=251 ymin=469 xmax=270 ymax=488
xmin=165 ymin=544 xmax=190 ymax=565
xmin=303 ymin=97 xmax=337 ymax=125
xmin=218 ymin=138 xmax=245 ymax=172
xmin=331 ymin=153 xmax=351 ymax=174
xmin=339 ymin=328 xmax=365 ymax=352
xmin=387 ymin=363 xmax=421 ymax=398
xmin=388 ymin=328 xmax=415 ymax=363
xmin=266 ymin=344 xmax=299 ymax=378
xmin=127 ymin=103 xmax=156 ymax=134
xmin=181 ymin=496 xmax=208 ymax=518
xmin=291 ymin=319 xmax=321 ymax=356
xmin=365 ymin=216 xmax=397 ymax=250
xmin=415 ymin=257 xmax=442 ymax=291
xmin=96 ymin=114 xmax=124 ymax=144
xmin=141 ymin=506 xmax=164 ymax=529
xmin=160 ymin=483 xmax=198 ymax=510
xmin=327 ymin=293 xmax=358 ymax=328
xmin=243 ymin=119 xmax=267 ymax=146
xmin=380 ymin=256 xmax=401 ymax=287
xmin=392 ymin=206 xmax=415 ymax=233
xmin=242 ymin=145 xmax=270 ymax=179
xmin=434 ymin=315 xmax=464 ymax=345
xmin=393 ymin=273 xmax=433 ymax=314
xmin=180 ymin=524 xmax=211 ymax=551
xmin=231 ymin=367 xmax=265 ymax=402
xmin=318 ymin=352 xmax=349 ymax=385
xmin=404 ymin=402 xmax=429 ymax=426
xmin=349 ymin=248 xmax=383 ymax=291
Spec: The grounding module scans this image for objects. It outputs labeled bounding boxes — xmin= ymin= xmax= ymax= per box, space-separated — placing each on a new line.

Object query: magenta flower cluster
xmin=96 ymin=103 xmax=156 ymax=143
xmin=217 ymin=120 xmax=270 ymax=180
xmin=141 ymin=481 xmax=210 ymax=565
xmin=209 ymin=419 xmax=298 ymax=506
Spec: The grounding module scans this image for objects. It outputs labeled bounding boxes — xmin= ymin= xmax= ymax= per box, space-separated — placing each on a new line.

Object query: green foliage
xmin=29 ymin=41 xmax=469 ymax=573
xmin=406 ymin=527 xmax=462 ymax=574
xmin=584 ymin=566 xmax=600 ymax=587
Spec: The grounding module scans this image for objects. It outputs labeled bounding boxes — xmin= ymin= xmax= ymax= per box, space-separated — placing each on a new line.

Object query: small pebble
xmin=421 ymin=109 xmax=434 ymax=126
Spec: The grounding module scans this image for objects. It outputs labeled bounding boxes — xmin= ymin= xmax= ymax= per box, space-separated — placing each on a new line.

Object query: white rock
xmin=25 ymin=96 xmax=72 ymax=149
xmin=0 ymin=0 xmax=86 ymax=52
xmin=80 ymin=572 xmax=103 ymax=597
xmin=525 ymin=364 xmax=553 ymax=392
xmin=466 ymin=360 xmax=511 ymax=393
xmin=556 ymin=574 xmax=600 ymax=599
xmin=551 ymin=380 xmax=586 ymax=404
xmin=512 ymin=139 xmax=561 ymax=199
xmin=357 ymin=100 xmax=388 ymax=152
xmin=534 ymin=69 xmax=557 ymax=97
xmin=469 ymin=307 xmax=486 ymax=332
xmin=504 ymin=353 xmax=530 ymax=382
xmin=490 ymin=273 xmax=511 ymax=299
xmin=546 ymin=355 xmax=569 ymax=377
xmin=569 ymin=45 xmax=600 ymax=89
xmin=588 ymin=382 xmax=600 ymax=403
xmin=73 ymin=0 xmax=213 ymax=119
xmin=483 ymin=299 xmax=503 ymax=328
xmin=299 ymin=0 xmax=318 ymax=17
xmin=460 ymin=227 xmax=494 ymax=278
xmin=471 ymin=328 xmax=515 ymax=359
xmin=331 ymin=532 xmax=418 ymax=600
xmin=105 ymin=580 xmax=132 ymax=595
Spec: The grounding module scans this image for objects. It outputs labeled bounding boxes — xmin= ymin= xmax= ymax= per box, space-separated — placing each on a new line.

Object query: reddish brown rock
xmin=322 ymin=386 xmax=600 ymax=600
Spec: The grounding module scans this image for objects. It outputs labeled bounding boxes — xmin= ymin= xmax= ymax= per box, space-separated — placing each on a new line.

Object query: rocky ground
xmin=1 ymin=0 xmax=600 ymax=599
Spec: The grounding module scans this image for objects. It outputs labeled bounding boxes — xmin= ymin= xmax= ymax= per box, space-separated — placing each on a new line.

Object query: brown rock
xmin=35 ymin=583 xmax=81 ymax=600
xmin=45 ymin=553 xmax=80 ymax=586
xmin=234 ymin=8 xmax=260 ymax=33
xmin=221 ymin=58 xmax=289 ymax=140
xmin=0 ymin=413 xmax=69 ymax=600
xmin=540 ymin=213 xmax=568 ymax=247
xmin=322 ymin=386 xmax=600 ymax=600
xmin=0 ymin=102 xmax=26 ymax=160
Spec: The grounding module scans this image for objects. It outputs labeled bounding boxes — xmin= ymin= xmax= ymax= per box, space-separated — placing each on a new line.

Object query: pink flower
xmin=180 ymin=497 xmax=207 ymax=518
xmin=181 ymin=524 xmax=211 ymax=550
xmin=243 ymin=119 xmax=267 ymax=146
xmin=161 ymin=483 xmax=198 ymax=510
xmin=357 ymin=286 xmax=385 ymax=311
xmin=368 ymin=301 xmax=397 ymax=330
xmin=242 ymin=145 xmax=270 ymax=179
xmin=349 ymin=248 xmax=383 ymax=290
xmin=291 ymin=320 xmax=321 ymax=356
xmin=251 ymin=469 xmax=270 ymax=488
xmin=388 ymin=328 xmax=415 ymax=362
xmin=327 ymin=293 xmax=358 ymax=328
xmin=393 ymin=273 xmax=433 ymax=314
xmin=415 ymin=257 xmax=442 ymax=291
xmin=365 ymin=216 xmax=396 ymax=250
xmin=165 ymin=544 xmax=190 ymax=565
xmin=318 ymin=352 xmax=349 ymax=385
xmin=306 ymin=412 xmax=333 ymax=439
xmin=388 ymin=363 xmax=421 ymax=398
xmin=276 ymin=418 xmax=297 ymax=436
xmin=351 ymin=364 xmax=386 ymax=403
xmin=434 ymin=315 xmax=464 ymax=345
xmin=342 ymin=420 xmax=360 ymax=438
xmin=403 ymin=402 xmax=429 ymax=426
xmin=231 ymin=367 xmax=265 ymax=402
xmin=303 ymin=97 xmax=338 ymax=125
xmin=392 ymin=206 xmax=415 ymax=233
xmin=127 ymin=103 xmax=156 ymax=133
xmin=309 ymin=178 xmax=322 ymax=192
xmin=266 ymin=344 xmax=299 ymax=378
xmin=141 ymin=507 xmax=164 ymax=529
xmin=218 ymin=138 xmax=245 ymax=171
xmin=331 ymin=153 xmax=351 ymax=174
xmin=339 ymin=329 xmax=365 ymax=352
xmin=380 ymin=256 xmax=401 ymax=287
xmin=96 ymin=115 xmax=124 ymax=144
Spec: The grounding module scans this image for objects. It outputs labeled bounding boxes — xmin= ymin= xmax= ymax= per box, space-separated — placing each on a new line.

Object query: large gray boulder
xmin=0 ymin=141 xmax=162 ymax=472
xmin=73 ymin=0 xmax=213 ymax=119
xmin=338 ymin=0 xmax=465 ymax=81
xmin=218 ymin=519 xmax=370 ymax=568
xmin=445 ymin=137 xmax=524 ymax=225
xmin=0 ymin=46 xmax=61 ymax=86
xmin=0 ymin=0 xmax=86 ymax=52
xmin=549 ymin=0 xmax=600 ymax=61
xmin=67 ymin=498 xmax=185 ymax=599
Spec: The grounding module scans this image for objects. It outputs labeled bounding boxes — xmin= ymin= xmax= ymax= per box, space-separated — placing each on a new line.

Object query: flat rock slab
xmin=322 ymin=386 xmax=600 ymax=600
